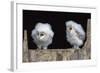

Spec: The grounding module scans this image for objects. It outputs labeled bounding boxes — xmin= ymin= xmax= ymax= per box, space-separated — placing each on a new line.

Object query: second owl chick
xmin=65 ymin=21 xmax=85 ymax=49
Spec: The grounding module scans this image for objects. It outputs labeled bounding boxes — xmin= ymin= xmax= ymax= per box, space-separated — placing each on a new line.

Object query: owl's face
xmin=36 ymin=31 xmax=47 ymax=40
xmin=67 ymin=26 xmax=78 ymax=36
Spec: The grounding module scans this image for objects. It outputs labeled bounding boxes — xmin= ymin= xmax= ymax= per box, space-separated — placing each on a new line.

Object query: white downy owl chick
xmin=31 ymin=23 xmax=54 ymax=49
xmin=65 ymin=20 xmax=85 ymax=49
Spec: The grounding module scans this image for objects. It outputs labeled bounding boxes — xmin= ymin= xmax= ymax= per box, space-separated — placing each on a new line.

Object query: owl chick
xmin=65 ymin=20 xmax=85 ymax=49
xmin=31 ymin=22 xmax=54 ymax=49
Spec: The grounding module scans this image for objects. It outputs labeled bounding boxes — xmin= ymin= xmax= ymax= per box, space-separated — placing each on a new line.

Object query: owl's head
xmin=65 ymin=20 xmax=85 ymax=40
xmin=31 ymin=22 xmax=54 ymax=42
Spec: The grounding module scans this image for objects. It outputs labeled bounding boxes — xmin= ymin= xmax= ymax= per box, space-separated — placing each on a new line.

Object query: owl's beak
xmin=39 ymin=32 xmax=45 ymax=40
xmin=40 ymin=36 xmax=45 ymax=40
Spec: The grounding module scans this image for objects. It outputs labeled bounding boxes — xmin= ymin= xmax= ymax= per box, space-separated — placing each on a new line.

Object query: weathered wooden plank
xmin=23 ymin=30 xmax=29 ymax=62
xmin=28 ymin=49 xmax=75 ymax=61
xmin=82 ymin=19 xmax=91 ymax=59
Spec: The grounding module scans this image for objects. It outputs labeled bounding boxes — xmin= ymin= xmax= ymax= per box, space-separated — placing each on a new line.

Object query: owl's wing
xmin=74 ymin=24 xmax=85 ymax=40
xmin=31 ymin=29 xmax=37 ymax=39
xmin=49 ymin=30 xmax=54 ymax=38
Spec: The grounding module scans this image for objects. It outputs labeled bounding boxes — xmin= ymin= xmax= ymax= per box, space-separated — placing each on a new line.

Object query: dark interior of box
xmin=23 ymin=10 xmax=91 ymax=49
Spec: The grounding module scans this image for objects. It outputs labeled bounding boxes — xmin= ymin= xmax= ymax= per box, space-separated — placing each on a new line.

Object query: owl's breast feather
xmin=67 ymin=32 xmax=83 ymax=46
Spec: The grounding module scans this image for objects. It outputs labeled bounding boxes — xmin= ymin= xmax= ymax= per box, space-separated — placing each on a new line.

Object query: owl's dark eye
xmin=69 ymin=27 xmax=72 ymax=30
xmin=40 ymin=33 xmax=44 ymax=36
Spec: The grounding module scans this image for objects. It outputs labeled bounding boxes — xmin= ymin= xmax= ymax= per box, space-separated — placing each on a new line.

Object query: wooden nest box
xmin=23 ymin=19 xmax=91 ymax=62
